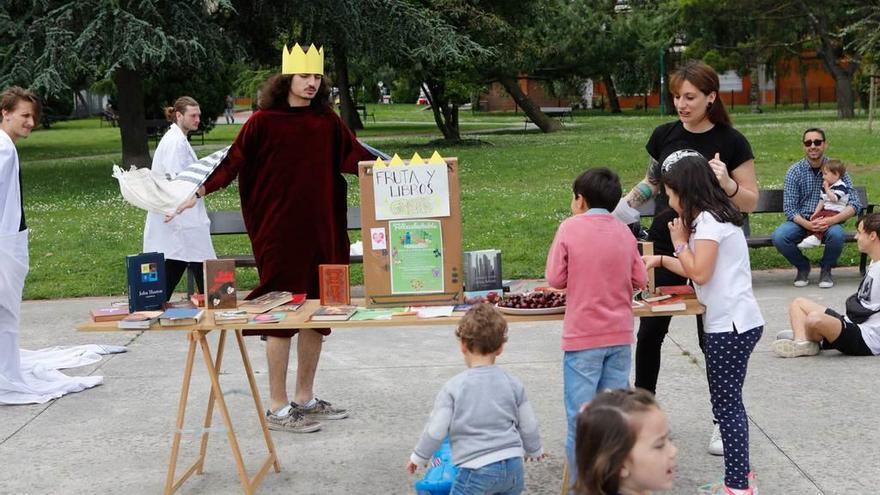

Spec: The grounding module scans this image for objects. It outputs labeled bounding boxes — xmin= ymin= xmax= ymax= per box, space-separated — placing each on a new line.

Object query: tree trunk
xmin=798 ymin=56 xmax=809 ymax=110
xmin=422 ymin=80 xmax=461 ymax=141
xmin=332 ymin=42 xmax=364 ymax=131
xmin=603 ymin=75 xmax=621 ymax=114
xmin=807 ymin=8 xmax=859 ymax=119
xmin=497 ymin=75 xmax=562 ymax=133
xmin=112 ymin=68 xmax=150 ymax=168
xmin=749 ymin=65 xmax=762 ymax=113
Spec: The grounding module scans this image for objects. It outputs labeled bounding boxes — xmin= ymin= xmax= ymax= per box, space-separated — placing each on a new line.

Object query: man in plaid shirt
xmin=771 ymin=128 xmax=860 ymax=288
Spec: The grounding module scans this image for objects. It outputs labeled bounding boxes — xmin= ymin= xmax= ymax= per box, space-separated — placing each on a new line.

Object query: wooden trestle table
xmin=77 ymin=297 xmax=703 ymax=494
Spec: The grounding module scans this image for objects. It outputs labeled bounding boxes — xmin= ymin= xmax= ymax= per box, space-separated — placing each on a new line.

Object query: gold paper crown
xmin=282 ymin=43 xmax=324 ymax=75
xmin=374 ymin=151 xmax=445 ymax=169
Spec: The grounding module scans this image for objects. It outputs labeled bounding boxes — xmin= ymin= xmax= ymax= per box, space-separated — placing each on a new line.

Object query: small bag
xmin=845 ymin=293 xmax=874 ymax=324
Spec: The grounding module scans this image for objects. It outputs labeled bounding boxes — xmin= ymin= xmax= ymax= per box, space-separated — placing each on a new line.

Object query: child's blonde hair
xmin=822 ymin=159 xmax=846 ymax=176
xmin=455 ymin=303 xmax=508 ymax=354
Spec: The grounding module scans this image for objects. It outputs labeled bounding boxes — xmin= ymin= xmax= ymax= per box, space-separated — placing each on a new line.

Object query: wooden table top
xmin=76 ymin=297 xmax=704 ymax=333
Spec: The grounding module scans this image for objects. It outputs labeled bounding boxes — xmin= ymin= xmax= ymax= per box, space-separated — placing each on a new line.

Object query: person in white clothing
xmin=143 ymin=96 xmax=216 ymax=299
xmin=0 ymin=86 xmax=103 ymax=404
xmin=774 ymin=213 xmax=880 ymax=358
xmin=643 ymin=150 xmax=763 ymax=495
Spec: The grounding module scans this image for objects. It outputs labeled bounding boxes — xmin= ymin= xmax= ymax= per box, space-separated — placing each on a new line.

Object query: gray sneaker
xmin=292 ymin=397 xmax=349 ymax=420
xmin=819 ymin=267 xmax=834 ymax=288
xmin=266 ymin=407 xmax=322 ymax=433
xmin=793 ymin=268 xmax=810 ymax=287
xmin=775 ymin=329 xmax=794 ymax=340
xmin=772 ymin=339 xmax=820 ymax=358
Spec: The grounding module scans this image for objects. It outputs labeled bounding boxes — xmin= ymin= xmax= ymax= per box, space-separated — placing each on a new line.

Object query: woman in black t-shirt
xmin=617 ymin=60 xmax=758 ymax=455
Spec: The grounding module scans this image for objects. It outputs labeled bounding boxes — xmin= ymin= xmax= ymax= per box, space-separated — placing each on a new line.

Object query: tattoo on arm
xmin=625 ymin=158 xmax=661 ymax=208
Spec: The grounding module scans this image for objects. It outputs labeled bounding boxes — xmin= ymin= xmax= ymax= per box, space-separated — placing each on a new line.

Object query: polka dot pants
xmin=705 ymin=326 xmax=763 ymax=490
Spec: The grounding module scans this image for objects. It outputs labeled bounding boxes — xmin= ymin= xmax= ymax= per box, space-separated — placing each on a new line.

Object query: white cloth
xmin=112 ymin=142 xmax=230 ymax=217
xmin=0 ymin=229 xmax=111 ymax=405
xmin=690 ymin=211 xmax=765 ymax=333
xmin=0 ymin=130 xmax=22 ymax=235
xmin=142 ymin=124 xmax=217 ymax=262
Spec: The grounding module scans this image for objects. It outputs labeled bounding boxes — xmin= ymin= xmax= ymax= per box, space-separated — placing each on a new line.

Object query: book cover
xmin=239 ymin=291 xmax=293 ymax=314
xmin=250 ymin=312 xmax=287 ymax=324
xmin=117 ymin=310 xmax=163 ymax=329
xmin=310 ymin=305 xmax=357 ymax=322
xmin=126 ymin=252 xmax=166 ymax=312
xmin=204 ymin=259 xmax=237 ymax=309
xmin=159 ymin=308 xmax=205 ymax=326
xmin=190 ymin=293 xmax=205 ymax=307
xmin=319 ymin=264 xmax=350 ymax=306
xmin=214 ymin=310 xmax=249 ymax=325
xmin=90 ymin=306 xmax=130 ymax=322
xmin=463 ymin=250 xmax=503 ymax=292
xmin=649 ymin=295 xmax=686 ymax=313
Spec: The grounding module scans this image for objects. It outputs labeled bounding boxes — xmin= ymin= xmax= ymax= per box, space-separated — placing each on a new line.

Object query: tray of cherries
xmin=496 ymin=289 xmax=566 ymax=315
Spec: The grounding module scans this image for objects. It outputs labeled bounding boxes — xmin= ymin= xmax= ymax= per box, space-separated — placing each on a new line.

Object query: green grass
xmin=16 ymin=105 xmax=880 ymax=299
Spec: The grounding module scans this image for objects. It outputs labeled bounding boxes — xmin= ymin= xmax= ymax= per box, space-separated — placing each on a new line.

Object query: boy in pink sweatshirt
xmin=545 ymin=167 xmax=646 ymax=491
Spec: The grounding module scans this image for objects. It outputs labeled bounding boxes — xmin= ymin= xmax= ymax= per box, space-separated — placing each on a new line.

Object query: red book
xmin=90 ymin=306 xmax=130 ymax=322
xmin=204 ymin=259 xmax=237 ymax=309
xmin=649 ymin=295 xmax=686 ymax=313
xmin=319 ymin=264 xmax=350 ymax=306
xmin=657 ymin=285 xmax=695 ymax=296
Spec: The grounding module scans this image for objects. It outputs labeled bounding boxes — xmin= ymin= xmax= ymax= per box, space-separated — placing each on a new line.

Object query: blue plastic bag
xmin=414 ymin=438 xmax=459 ymax=495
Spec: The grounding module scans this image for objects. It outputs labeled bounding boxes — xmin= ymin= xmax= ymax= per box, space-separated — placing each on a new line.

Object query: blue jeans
xmin=563 ymin=345 xmax=631 ymax=491
xmin=771 ymin=220 xmax=844 ymax=271
xmin=450 ymin=457 xmax=524 ymax=495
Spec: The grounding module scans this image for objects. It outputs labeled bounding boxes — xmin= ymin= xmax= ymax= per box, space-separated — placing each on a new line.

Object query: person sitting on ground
xmin=573 ymin=388 xmax=677 ymax=495
xmin=407 ymin=303 xmax=545 ymax=494
xmin=798 ymin=159 xmax=852 ymax=250
xmin=771 ymin=128 xmax=860 ymax=289
xmin=773 ymin=212 xmax=880 ymax=358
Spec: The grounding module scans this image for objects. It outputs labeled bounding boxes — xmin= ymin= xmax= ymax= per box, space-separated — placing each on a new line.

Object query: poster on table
xmin=389 ymin=220 xmax=444 ymax=294
xmin=372 ymin=158 xmax=450 ymax=220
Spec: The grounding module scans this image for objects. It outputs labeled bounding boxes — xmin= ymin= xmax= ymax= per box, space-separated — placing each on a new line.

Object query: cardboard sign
xmin=372 ymin=163 xmax=450 ymax=220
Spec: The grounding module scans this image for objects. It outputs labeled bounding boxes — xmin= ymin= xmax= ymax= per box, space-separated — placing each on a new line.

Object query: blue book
xmin=158 ymin=308 xmax=205 ymax=327
xmin=126 ymin=252 xmax=166 ymax=312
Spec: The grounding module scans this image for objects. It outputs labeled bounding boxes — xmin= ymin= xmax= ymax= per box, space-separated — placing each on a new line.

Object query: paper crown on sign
xmin=282 ymin=43 xmax=324 ymax=75
xmin=374 ymin=151 xmax=445 ymax=169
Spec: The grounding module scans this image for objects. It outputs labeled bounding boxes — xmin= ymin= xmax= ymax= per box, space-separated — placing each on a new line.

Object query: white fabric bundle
xmin=112 ymin=145 xmax=230 ymax=216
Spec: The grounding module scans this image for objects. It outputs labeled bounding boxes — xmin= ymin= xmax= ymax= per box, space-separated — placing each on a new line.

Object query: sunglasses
xmin=803 ymin=139 xmax=825 ymax=147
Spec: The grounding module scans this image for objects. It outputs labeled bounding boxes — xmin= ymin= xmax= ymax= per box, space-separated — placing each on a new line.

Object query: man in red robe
xmin=187 ymin=48 xmax=375 ymax=433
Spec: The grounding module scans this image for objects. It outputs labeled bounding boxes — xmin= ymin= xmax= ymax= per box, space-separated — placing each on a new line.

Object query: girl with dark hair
xmin=643 ymin=152 xmax=763 ymax=495
xmin=574 ymin=388 xmax=676 ymax=495
xmin=613 ymin=60 xmax=759 ymax=457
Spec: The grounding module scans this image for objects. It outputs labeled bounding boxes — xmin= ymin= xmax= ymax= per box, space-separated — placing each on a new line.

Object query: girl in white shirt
xmin=643 ymin=150 xmax=763 ymax=495
xmin=143 ymin=97 xmax=216 ymax=299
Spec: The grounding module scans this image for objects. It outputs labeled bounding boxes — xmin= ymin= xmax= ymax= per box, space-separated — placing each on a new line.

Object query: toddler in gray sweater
xmin=407 ymin=304 xmax=544 ymax=494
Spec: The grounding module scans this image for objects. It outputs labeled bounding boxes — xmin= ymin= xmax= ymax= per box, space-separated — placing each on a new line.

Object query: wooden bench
xmin=185 ymin=207 xmax=363 ymax=294
xmin=523 ymin=106 xmax=573 ymax=130
xmin=636 ymin=187 xmax=874 ymax=274
xmin=354 ymin=104 xmax=376 ymax=124
xmin=40 ymin=114 xmax=69 ymax=129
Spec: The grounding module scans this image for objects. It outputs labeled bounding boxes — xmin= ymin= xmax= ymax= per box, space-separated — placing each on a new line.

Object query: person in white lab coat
xmin=143 ymin=96 xmax=216 ymax=299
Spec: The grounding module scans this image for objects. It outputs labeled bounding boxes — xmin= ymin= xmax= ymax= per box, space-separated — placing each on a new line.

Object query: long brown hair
xmin=0 ymin=86 xmax=42 ymax=123
xmin=258 ymin=74 xmax=331 ymax=111
xmin=164 ymin=96 xmax=199 ymax=122
xmin=574 ymin=389 xmax=658 ymax=495
xmin=669 ymin=60 xmax=731 ymax=126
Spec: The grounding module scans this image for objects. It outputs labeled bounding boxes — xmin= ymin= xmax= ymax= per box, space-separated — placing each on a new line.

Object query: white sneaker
xmin=775 ymin=329 xmax=794 ymax=340
xmin=797 ymin=235 xmax=821 ymax=249
xmin=708 ymin=423 xmax=724 ymax=456
xmin=772 ymin=339 xmax=820 ymax=358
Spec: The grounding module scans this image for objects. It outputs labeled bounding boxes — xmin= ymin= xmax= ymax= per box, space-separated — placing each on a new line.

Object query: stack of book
xmin=118 ymin=311 xmax=163 ymax=329
xmin=310 ymin=305 xmax=357 ymax=322
xmin=239 ymin=291 xmax=295 ymax=314
xmin=159 ymin=308 xmax=205 ymax=327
